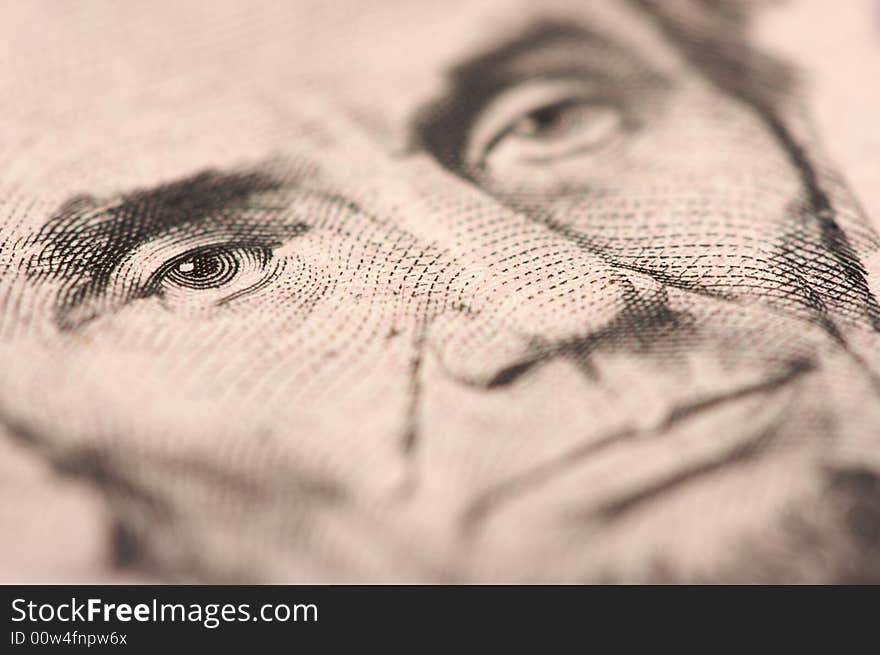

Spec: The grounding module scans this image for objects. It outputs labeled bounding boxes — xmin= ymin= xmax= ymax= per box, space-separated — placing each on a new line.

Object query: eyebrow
xmin=412 ymin=20 xmax=660 ymax=171
xmin=33 ymin=168 xmax=287 ymax=278
xmin=29 ymin=167 xmax=306 ymax=328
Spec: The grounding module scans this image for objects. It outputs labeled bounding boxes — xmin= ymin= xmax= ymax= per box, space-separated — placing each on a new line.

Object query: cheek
xmin=1 ymin=293 xmax=426 ymax=501
xmin=74 ymin=236 xmax=421 ymax=396
xmin=536 ymin=192 xmax=821 ymax=317
xmin=4 ymin=233 xmax=450 ymax=483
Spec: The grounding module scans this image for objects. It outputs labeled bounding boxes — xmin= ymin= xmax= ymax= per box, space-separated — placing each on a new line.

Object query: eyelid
xmin=464 ymin=77 xmax=622 ymax=172
xmin=146 ymin=242 xmax=273 ymax=293
xmin=112 ymin=231 xmax=281 ymax=297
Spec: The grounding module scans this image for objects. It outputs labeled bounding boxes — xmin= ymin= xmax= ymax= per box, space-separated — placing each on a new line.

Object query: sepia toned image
xmin=1 ymin=0 xmax=879 ymax=584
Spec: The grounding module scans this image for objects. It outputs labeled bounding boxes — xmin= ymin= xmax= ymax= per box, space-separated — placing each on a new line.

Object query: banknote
xmin=1 ymin=0 xmax=878 ymax=583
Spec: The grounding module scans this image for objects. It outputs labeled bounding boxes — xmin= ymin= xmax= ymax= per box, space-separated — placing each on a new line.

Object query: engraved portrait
xmin=1 ymin=0 xmax=878 ymax=582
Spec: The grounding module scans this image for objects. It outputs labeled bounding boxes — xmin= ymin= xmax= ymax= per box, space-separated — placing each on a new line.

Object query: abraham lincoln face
xmin=1 ymin=0 xmax=879 ymax=582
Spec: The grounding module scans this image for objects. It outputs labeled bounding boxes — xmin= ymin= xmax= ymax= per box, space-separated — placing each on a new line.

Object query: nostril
xmin=428 ymin=268 xmax=669 ymax=387
xmin=484 ymin=357 xmax=543 ymax=389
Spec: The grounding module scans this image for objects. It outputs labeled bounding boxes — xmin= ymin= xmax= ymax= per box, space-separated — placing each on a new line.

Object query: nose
xmin=429 ymin=261 xmax=668 ymax=387
xmin=340 ymin=154 xmax=669 ymax=386
xmin=291 ymin=121 xmax=670 ymax=386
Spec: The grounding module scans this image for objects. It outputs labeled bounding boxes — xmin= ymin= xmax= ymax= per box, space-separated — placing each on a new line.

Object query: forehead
xmin=0 ymin=0 xmax=684 ymax=213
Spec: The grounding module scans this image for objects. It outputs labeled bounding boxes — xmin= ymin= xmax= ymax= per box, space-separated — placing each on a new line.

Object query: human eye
xmin=463 ymin=77 xmax=632 ymax=194
xmin=143 ymin=241 xmax=277 ymax=309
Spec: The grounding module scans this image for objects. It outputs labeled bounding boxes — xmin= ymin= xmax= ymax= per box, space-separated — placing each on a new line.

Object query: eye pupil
xmin=163 ymin=249 xmax=239 ymax=290
xmin=177 ymin=255 xmax=221 ymax=280
xmin=513 ymin=102 xmax=578 ymax=139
